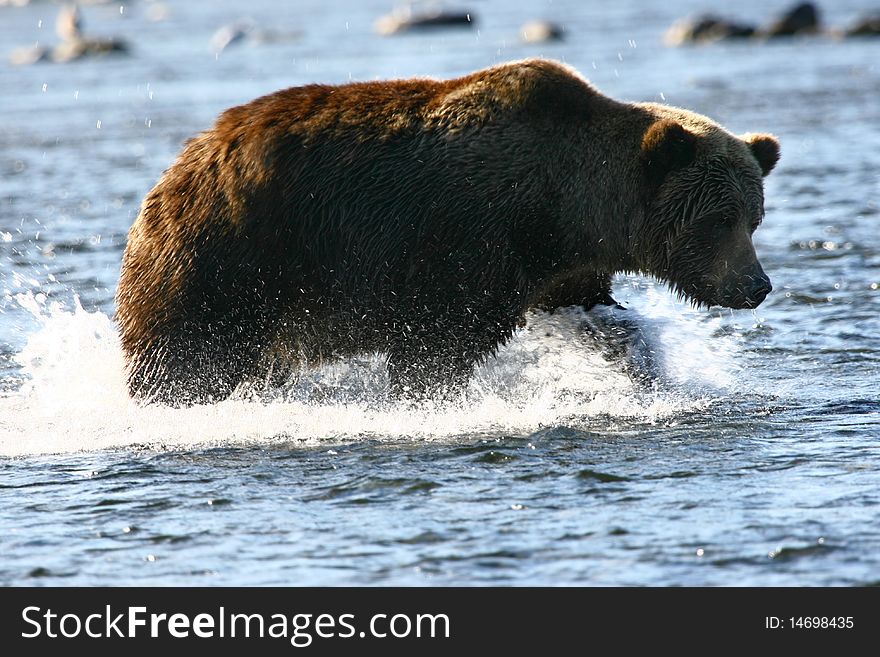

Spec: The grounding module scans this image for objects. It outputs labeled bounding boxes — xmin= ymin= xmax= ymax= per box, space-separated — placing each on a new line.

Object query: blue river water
xmin=0 ymin=0 xmax=878 ymax=585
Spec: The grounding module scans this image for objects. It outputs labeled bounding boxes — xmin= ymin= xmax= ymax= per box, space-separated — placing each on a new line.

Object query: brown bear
xmin=115 ymin=58 xmax=779 ymax=405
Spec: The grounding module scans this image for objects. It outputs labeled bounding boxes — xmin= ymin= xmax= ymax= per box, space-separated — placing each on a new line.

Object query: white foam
xmin=0 ymin=284 xmax=738 ymax=457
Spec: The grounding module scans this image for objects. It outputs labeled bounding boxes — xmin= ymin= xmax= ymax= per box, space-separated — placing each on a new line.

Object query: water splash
xmin=0 ymin=285 xmax=738 ymax=457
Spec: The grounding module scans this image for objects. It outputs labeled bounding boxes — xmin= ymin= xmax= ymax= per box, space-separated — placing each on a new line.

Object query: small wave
xmin=0 ymin=284 xmax=741 ymax=457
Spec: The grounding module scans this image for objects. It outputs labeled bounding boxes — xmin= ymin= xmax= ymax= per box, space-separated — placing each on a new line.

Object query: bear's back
xmin=211 ymin=58 xmax=599 ymax=146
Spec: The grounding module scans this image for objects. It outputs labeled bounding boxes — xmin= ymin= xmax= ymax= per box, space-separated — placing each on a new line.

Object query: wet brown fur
xmin=116 ymin=59 xmax=779 ymax=404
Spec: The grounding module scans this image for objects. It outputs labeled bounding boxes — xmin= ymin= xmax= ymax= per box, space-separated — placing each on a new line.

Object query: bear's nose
xmin=747 ymin=275 xmax=772 ymax=305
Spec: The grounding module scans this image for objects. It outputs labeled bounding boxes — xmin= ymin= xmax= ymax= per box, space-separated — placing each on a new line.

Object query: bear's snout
xmin=717 ymin=268 xmax=772 ymax=309
xmin=747 ymin=274 xmax=772 ymax=306
xmin=738 ymin=274 xmax=772 ymax=309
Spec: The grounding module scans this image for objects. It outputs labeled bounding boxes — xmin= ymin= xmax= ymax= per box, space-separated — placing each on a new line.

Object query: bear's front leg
xmin=530 ymin=271 xmax=623 ymax=313
xmin=385 ymin=309 xmax=519 ymax=402
xmin=386 ymin=343 xmax=475 ymax=403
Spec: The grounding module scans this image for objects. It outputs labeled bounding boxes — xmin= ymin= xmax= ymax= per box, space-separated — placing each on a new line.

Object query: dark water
xmin=1 ymin=0 xmax=878 ymax=585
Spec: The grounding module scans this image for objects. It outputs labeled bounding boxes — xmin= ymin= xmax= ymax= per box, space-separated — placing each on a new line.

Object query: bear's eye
xmin=707 ymin=213 xmax=735 ymax=228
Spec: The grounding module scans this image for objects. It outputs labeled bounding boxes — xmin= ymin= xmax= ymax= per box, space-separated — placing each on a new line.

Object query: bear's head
xmin=637 ymin=105 xmax=779 ymax=309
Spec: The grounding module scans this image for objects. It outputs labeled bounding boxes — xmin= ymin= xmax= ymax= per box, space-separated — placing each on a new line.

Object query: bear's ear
xmin=743 ymin=133 xmax=780 ymax=177
xmin=641 ymin=120 xmax=697 ymax=184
